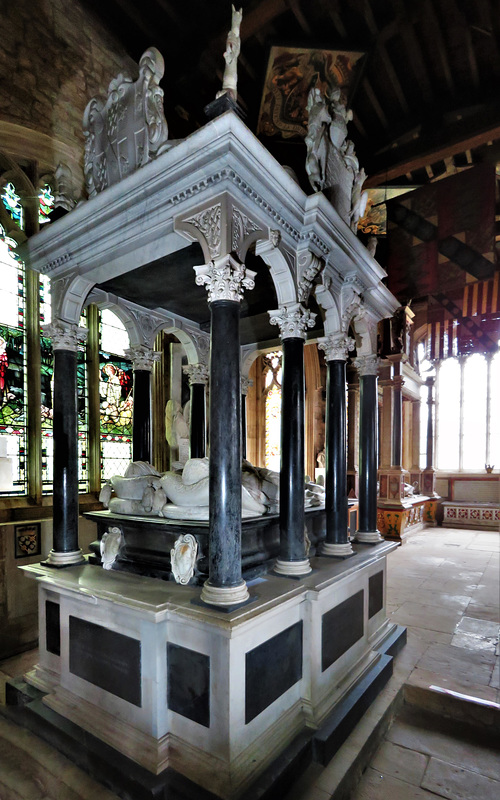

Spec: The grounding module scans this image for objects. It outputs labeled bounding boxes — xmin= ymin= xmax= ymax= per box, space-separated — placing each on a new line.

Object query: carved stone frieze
xmin=185 ymin=204 xmax=222 ymax=259
xmin=297 ymin=251 xmax=324 ymax=303
xmin=269 ymin=303 xmax=316 ymax=341
xmin=124 ymin=345 xmax=161 ymax=371
xmin=83 ymin=48 xmax=171 ymax=198
xmin=194 ymin=255 xmax=256 ymax=303
xmin=183 ymin=363 xmax=209 ymax=385
xmin=353 ymin=354 xmax=380 ymax=377
xmin=318 ymin=333 xmax=355 ymax=362
xmin=43 ymin=320 xmax=88 ymax=352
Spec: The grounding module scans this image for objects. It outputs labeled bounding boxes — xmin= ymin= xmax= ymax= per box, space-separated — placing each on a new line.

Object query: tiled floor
xmin=0 ymin=526 xmax=498 ymax=799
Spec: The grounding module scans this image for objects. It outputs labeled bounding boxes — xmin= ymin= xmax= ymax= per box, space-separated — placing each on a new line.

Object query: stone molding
xmin=297 ymin=251 xmax=324 ymax=303
xmin=183 ymin=363 xmax=209 ymax=385
xmin=43 ymin=321 xmax=88 ymax=352
xmin=124 ymin=345 xmax=161 ymax=371
xmin=354 ymin=354 xmax=379 ymax=377
xmin=194 ymin=255 xmax=256 ymax=303
xmin=318 ymin=333 xmax=355 ymax=362
xmin=269 ymin=303 xmax=316 ymax=341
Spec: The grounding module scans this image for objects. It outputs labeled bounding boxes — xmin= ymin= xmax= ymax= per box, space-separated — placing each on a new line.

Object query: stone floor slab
xmin=416 ymin=642 xmax=495 ymax=686
xmin=370 ymin=740 xmax=428 ymax=786
xmin=421 ymin=757 xmax=500 ymax=800
xmin=352 ymin=767 xmax=437 ymax=800
xmin=390 ymin=602 xmax=462 ymax=634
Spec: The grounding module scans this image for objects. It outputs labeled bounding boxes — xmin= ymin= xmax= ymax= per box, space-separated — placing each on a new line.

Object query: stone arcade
xmin=17 ymin=48 xmax=405 ymax=800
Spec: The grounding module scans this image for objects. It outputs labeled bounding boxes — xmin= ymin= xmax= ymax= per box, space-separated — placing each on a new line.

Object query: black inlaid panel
xmin=45 ymin=600 xmax=60 ymax=656
xmin=167 ymin=643 xmax=210 ymax=728
xmin=322 ymin=591 xmax=364 ymax=672
xmin=69 ymin=617 xmax=141 ymax=706
xmin=369 ymin=571 xmax=384 ymax=619
xmin=245 ymin=621 xmax=303 ymax=724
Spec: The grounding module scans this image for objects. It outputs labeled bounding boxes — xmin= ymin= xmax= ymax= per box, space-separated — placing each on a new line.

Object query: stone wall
xmin=0 ymin=0 xmax=136 ymax=192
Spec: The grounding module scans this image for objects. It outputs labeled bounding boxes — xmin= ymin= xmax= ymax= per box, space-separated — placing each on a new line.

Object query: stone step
xmin=0 ymin=715 xmax=119 ymax=800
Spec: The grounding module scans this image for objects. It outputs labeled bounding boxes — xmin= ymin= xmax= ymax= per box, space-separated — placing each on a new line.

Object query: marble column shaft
xmin=44 ymin=321 xmax=87 ymax=566
xmin=355 ymin=355 xmax=382 ymax=542
xmin=191 ymin=382 xmax=206 ymax=458
xmin=392 ymin=374 xmax=403 ymax=468
xmin=132 ymin=370 xmax=151 ymax=462
xmin=426 ymin=377 xmax=434 ymax=469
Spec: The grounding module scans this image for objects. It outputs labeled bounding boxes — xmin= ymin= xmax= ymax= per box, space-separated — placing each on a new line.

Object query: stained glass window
xmin=38 ymin=184 xmax=54 ymax=225
xmin=0 ymin=221 xmax=27 ymax=494
xmin=263 ymin=351 xmax=282 ymax=472
xmin=1 ymin=182 xmax=24 ymax=229
xmin=99 ymin=310 xmax=133 ymax=479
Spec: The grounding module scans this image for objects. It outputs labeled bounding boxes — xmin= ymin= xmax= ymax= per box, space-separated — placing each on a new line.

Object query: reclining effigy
xmin=99 ymin=457 xmax=325 ymax=520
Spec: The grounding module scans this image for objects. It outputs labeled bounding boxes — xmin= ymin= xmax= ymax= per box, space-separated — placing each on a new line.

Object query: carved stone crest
xmin=100 ymin=526 xmax=123 ymax=570
xmin=171 ymin=533 xmax=198 ymax=585
xmin=83 ymin=48 xmax=171 ymax=198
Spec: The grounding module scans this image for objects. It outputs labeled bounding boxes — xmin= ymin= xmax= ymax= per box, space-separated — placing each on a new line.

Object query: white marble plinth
xmin=21 ymin=541 xmax=397 ymax=799
xmin=273 ymin=558 xmax=312 ymax=576
xmin=320 ymin=541 xmax=354 ymax=557
xmin=355 ymin=531 xmax=384 ymax=544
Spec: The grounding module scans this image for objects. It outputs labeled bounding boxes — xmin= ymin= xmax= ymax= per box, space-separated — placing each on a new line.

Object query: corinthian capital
xmin=353 ymin=354 xmax=380 ymax=377
xmin=194 ymin=255 xmax=256 ymax=303
xmin=268 ymin=303 xmax=316 ymax=341
xmin=318 ymin=333 xmax=355 ymax=362
xmin=124 ymin=345 xmax=161 ymax=371
xmin=43 ymin=321 xmax=88 ymax=352
xmin=183 ymin=363 xmax=209 ymax=385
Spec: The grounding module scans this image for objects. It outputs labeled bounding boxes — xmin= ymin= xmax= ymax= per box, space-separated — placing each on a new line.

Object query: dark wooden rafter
xmin=423 ymin=0 xmax=456 ymax=95
xmin=390 ymin=0 xmax=434 ymax=104
xmin=322 ymin=0 xmax=348 ymax=40
xmin=288 ymin=0 xmax=312 ymax=36
xmin=448 ymin=0 xmax=480 ymax=89
xmin=358 ymin=0 xmax=409 ymax=115
xmin=362 ymin=77 xmax=389 ymax=129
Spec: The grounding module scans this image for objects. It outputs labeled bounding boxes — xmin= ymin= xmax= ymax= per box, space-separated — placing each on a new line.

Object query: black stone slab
xmin=45 ymin=600 xmax=60 ymax=656
xmin=69 ymin=617 xmax=141 ymax=707
xmin=322 ymin=590 xmax=364 ymax=672
xmin=313 ymin=653 xmax=394 ymax=765
xmin=245 ymin=621 xmax=303 ymax=724
xmin=167 ymin=643 xmax=210 ymax=728
xmin=376 ymin=624 xmax=407 ymax=658
xmin=369 ymin=570 xmax=384 ymax=618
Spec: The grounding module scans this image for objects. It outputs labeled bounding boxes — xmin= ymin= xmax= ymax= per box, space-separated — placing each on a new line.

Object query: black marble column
xmin=426 ymin=377 xmax=434 ymax=469
xmin=355 ymin=356 xmax=383 ymax=543
xmin=132 ymin=369 xmax=151 ymax=462
xmin=190 ymin=381 xmax=206 ymax=458
xmin=241 ymin=392 xmax=247 ymax=459
xmin=392 ymin=373 xmax=403 ymax=468
xmin=322 ymin=360 xmax=353 ymax=555
xmin=44 ymin=322 xmax=87 ymax=566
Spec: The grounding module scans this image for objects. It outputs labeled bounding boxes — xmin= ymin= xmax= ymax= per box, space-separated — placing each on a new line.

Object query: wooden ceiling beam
xmin=390 ymin=0 xmax=433 ymax=104
xmin=424 ymin=0 xmax=456 ymax=95
xmin=359 ymin=0 xmax=409 ymax=115
xmin=324 ymin=0 xmax=348 ymax=40
xmin=365 ymin=122 xmax=500 ymax=187
xmin=289 ymin=0 xmax=312 ymax=36
xmin=362 ymin=77 xmax=389 ymax=129
xmin=449 ymin=0 xmax=480 ymax=89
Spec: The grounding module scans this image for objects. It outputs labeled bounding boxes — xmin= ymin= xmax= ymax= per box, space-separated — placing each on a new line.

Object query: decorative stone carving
xmin=185 ymin=204 xmax=222 ymax=259
xmin=305 ymin=87 xmax=367 ymax=230
xmin=269 ymin=229 xmax=281 ymax=247
xmin=124 ymin=345 xmax=161 ymax=371
xmin=43 ymin=321 xmax=88 ymax=352
xmin=241 ymin=376 xmax=253 ymax=395
xmin=354 ymin=354 xmax=380 ymax=377
xmin=170 ymin=534 xmax=199 ymax=585
xmin=297 ymin=251 xmax=324 ymax=302
xmin=216 ymin=5 xmax=243 ymax=100
xmin=269 ymin=303 xmax=316 ymax=340
xmin=100 ymin=526 xmax=123 ymax=571
xmin=127 ymin=308 xmax=167 ymax=348
xmin=183 ymin=363 xmax=209 ymax=385
xmin=194 ymin=255 xmax=256 ymax=303
xmin=83 ymin=48 xmax=171 ymax=198
xmin=53 ymin=163 xmax=78 ymax=211
xmin=231 ymin=207 xmax=260 ymax=254
xmin=340 ymin=279 xmax=364 ymax=333
xmin=318 ymin=333 xmax=355 ymax=362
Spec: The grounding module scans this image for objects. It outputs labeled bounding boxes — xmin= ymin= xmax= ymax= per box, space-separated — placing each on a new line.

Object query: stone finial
xmin=269 ymin=303 xmax=316 ymax=341
xmin=43 ymin=321 xmax=88 ymax=352
xmin=183 ymin=363 xmax=209 ymax=385
xmin=194 ymin=255 xmax=256 ymax=303
xmin=318 ymin=333 xmax=355 ymax=362
xmin=83 ymin=47 xmax=170 ymax=198
xmin=124 ymin=345 xmax=161 ymax=371
xmin=353 ymin=354 xmax=379 ymax=376
xmin=216 ymin=5 xmax=243 ymax=100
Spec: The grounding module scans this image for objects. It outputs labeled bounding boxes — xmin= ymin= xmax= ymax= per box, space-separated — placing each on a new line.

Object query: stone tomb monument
xmin=17 ymin=31 xmax=404 ymax=800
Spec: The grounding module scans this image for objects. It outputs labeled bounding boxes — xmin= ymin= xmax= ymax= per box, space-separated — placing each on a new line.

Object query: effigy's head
xmin=182 ymin=457 xmax=210 ymax=485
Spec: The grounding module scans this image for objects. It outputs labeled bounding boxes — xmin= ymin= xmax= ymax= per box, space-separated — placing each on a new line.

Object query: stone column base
xmin=200 ymin=580 xmax=249 ymax=607
xmin=320 ymin=541 xmax=354 ymax=557
xmin=44 ymin=549 xmax=86 ymax=567
xmin=354 ymin=531 xmax=384 ymax=544
xmin=274 ymin=558 xmax=312 ymax=577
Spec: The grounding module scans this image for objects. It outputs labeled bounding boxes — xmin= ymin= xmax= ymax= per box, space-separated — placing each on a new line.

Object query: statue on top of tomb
xmin=305 ymin=86 xmax=367 ymax=231
xmin=83 ymin=47 xmax=172 ymax=199
xmin=216 ymin=5 xmax=243 ymax=101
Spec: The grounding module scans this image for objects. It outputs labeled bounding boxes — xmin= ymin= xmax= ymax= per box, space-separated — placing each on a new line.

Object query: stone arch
xmin=254 ymin=235 xmax=297 ymax=307
xmin=314 ymin=281 xmax=341 ymax=336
